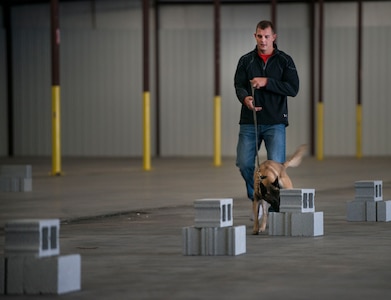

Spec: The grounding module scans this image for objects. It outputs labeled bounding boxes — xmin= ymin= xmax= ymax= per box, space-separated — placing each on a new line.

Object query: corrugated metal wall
xmin=0 ymin=8 xmax=7 ymax=156
xmin=1 ymin=1 xmax=391 ymax=158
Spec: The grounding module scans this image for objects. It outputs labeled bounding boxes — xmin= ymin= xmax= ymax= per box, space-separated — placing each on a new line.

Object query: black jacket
xmin=234 ymin=45 xmax=299 ymax=126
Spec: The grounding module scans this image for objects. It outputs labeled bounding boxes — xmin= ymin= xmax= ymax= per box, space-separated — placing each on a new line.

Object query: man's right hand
xmin=244 ymin=96 xmax=262 ymax=111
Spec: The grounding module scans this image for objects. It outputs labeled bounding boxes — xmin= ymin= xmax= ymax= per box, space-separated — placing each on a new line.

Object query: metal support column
xmin=143 ymin=0 xmax=152 ymax=170
xmin=50 ymin=0 xmax=62 ymax=175
xmin=213 ymin=0 xmax=221 ymax=167
xmin=356 ymin=0 xmax=363 ymax=158
xmin=316 ymin=0 xmax=324 ymax=160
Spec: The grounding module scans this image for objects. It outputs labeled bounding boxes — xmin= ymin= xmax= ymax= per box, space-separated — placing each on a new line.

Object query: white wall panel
xmin=11 ymin=1 xmax=148 ymax=157
xmin=0 ymin=22 xmax=7 ymax=156
xmin=160 ymin=29 xmax=214 ymax=156
xmin=362 ymin=1 xmax=391 ymax=156
xmin=323 ymin=28 xmax=357 ymax=156
xmin=159 ymin=5 xmax=214 ymax=156
xmin=13 ymin=28 xmax=51 ymax=156
xmin=362 ymin=27 xmax=391 ymax=156
xmin=61 ymin=29 xmax=144 ymax=156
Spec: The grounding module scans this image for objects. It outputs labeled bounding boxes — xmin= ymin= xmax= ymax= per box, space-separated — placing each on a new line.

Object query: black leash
xmin=251 ymin=86 xmax=260 ymax=168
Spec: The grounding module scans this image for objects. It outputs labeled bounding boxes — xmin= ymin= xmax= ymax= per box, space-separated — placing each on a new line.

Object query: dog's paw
xmin=252 ymin=231 xmax=259 ymax=235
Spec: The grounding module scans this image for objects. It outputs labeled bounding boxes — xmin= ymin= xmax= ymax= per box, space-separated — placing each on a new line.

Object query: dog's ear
xmin=272 ymin=177 xmax=280 ymax=189
xmin=259 ymin=182 xmax=267 ymax=196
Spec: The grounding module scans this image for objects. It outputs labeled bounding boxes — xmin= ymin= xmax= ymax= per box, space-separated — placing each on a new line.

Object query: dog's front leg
xmin=252 ymin=199 xmax=260 ymax=235
xmin=259 ymin=200 xmax=268 ymax=232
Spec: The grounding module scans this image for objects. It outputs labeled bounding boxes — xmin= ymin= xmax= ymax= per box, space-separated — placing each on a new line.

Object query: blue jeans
xmin=236 ymin=124 xmax=286 ymax=201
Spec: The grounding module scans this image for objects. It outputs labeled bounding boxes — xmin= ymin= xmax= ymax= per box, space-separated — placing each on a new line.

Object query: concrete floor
xmin=1 ymin=155 xmax=391 ymax=299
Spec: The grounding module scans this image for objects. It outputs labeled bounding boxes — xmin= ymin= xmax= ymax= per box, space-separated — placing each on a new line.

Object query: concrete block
xmin=0 ymin=177 xmax=32 ymax=192
xmin=268 ymin=212 xmax=292 ymax=236
xmin=5 ymin=219 xmax=60 ymax=257
xmin=4 ymin=256 xmax=25 ymax=294
xmin=347 ymin=201 xmax=366 ymax=221
xmin=291 ymin=212 xmax=324 ymax=237
xmin=366 ymin=201 xmax=377 ymax=222
xmin=280 ymin=189 xmax=315 ymax=213
xmin=194 ymin=198 xmax=233 ymax=228
xmin=355 ymin=180 xmax=382 ymax=202
xmin=3 ymin=255 xmax=81 ymax=295
xmin=21 ymin=178 xmax=32 ymax=192
xmin=24 ymin=254 xmax=81 ymax=294
xmin=182 ymin=227 xmax=202 ymax=256
xmin=377 ymin=200 xmax=391 ymax=222
xmin=226 ymin=226 xmax=246 ymax=255
xmin=0 ymin=165 xmax=32 ymax=178
xmin=182 ymin=225 xmax=246 ymax=256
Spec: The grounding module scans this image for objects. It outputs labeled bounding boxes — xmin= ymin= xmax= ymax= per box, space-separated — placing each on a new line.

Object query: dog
xmin=252 ymin=144 xmax=307 ymax=235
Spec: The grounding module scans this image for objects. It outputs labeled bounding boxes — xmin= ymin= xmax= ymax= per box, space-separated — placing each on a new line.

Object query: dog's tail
xmin=283 ymin=144 xmax=307 ymax=168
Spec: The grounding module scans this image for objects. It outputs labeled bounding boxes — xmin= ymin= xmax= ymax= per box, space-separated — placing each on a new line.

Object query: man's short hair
xmin=256 ymin=20 xmax=275 ymax=33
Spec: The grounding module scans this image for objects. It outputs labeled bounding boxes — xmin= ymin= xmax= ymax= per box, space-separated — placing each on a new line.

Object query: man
xmin=234 ymin=20 xmax=299 ymax=215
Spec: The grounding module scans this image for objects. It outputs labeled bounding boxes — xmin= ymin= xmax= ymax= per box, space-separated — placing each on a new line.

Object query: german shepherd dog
xmin=252 ymin=144 xmax=307 ymax=235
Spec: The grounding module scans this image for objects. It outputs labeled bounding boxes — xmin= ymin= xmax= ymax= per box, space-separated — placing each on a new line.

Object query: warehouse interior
xmin=1 ymin=1 xmax=391 ymax=299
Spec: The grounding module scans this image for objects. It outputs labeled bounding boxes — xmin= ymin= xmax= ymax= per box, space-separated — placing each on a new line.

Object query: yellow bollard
xmin=214 ymin=95 xmax=222 ymax=167
xmin=143 ymin=91 xmax=151 ymax=171
xmin=51 ymin=85 xmax=62 ymax=175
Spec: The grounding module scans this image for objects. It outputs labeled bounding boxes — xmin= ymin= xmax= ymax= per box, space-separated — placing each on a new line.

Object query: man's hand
xmin=244 ymin=96 xmax=262 ymax=111
xmin=250 ymin=77 xmax=268 ymax=89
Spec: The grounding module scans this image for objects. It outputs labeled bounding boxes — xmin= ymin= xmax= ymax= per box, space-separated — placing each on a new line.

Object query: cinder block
xmin=4 ymin=256 xmax=25 ymax=294
xmin=3 ymin=255 xmax=81 ymax=295
xmin=355 ymin=180 xmax=382 ymax=202
xmin=0 ymin=177 xmax=32 ymax=192
xmin=366 ymin=201 xmax=377 ymax=222
xmin=24 ymin=254 xmax=81 ymax=295
xmin=0 ymin=165 xmax=32 ymax=192
xmin=280 ymin=189 xmax=315 ymax=213
xmin=377 ymin=200 xmax=391 ymax=222
xmin=226 ymin=226 xmax=246 ymax=255
xmin=182 ymin=227 xmax=202 ymax=255
xmin=268 ymin=212 xmax=292 ymax=236
xmin=182 ymin=225 xmax=246 ymax=256
xmin=347 ymin=201 xmax=366 ymax=221
xmin=20 ymin=178 xmax=32 ymax=192
xmin=194 ymin=198 xmax=233 ymax=228
xmin=0 ymin=165 xmax=32 ymax=178
xmin=291 ymin=212 xmax=324 ymax=237
xmin=5 ymin=219 xmax=60 ymax=257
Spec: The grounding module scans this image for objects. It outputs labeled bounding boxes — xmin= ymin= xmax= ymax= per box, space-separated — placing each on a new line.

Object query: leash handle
xmin=251 ymin=85 xmax=260 ymax=168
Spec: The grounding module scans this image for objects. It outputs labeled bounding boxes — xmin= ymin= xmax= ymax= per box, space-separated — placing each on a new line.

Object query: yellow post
xmin=316 ymin=102 xmax=324 ymax=161
xmin=213 ymin=95 xmax=222 ymax=166
xmin=356 ymin=104 xmax=362 ymax=158
xmin=143 ymin=91 xmax=151 ymax=171
xmin=51 ymin=85 xmax=61 ymax=175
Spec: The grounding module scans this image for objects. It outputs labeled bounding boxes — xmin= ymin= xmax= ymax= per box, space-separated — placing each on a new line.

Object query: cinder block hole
xmin=376 ymin=184 xmax=382 ymax=198
xmin=303 ymin=194 xmax=308 ymax=208
xmin=50 ymin=226 xmax=57 ymax=249
xmin=309 ymin=193 xmax=314 ymax=208
xmin=42 ymin=226 xmax=49 ymax=250
xmin=303 ymin=193 xmax=314 ymax=209
xmin=228 ymin=204 xmax=232 ymax=221
xmin=222 ymin=204 xmax=226 ymax=221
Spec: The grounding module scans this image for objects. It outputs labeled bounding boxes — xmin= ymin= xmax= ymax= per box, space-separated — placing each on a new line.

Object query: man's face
xmin=254 ymin=26 xmax=276 ymax=55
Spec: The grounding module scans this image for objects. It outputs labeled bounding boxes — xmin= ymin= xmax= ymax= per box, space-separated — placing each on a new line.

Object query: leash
xmin=251 ymin=86 xmax=260 ymax=168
